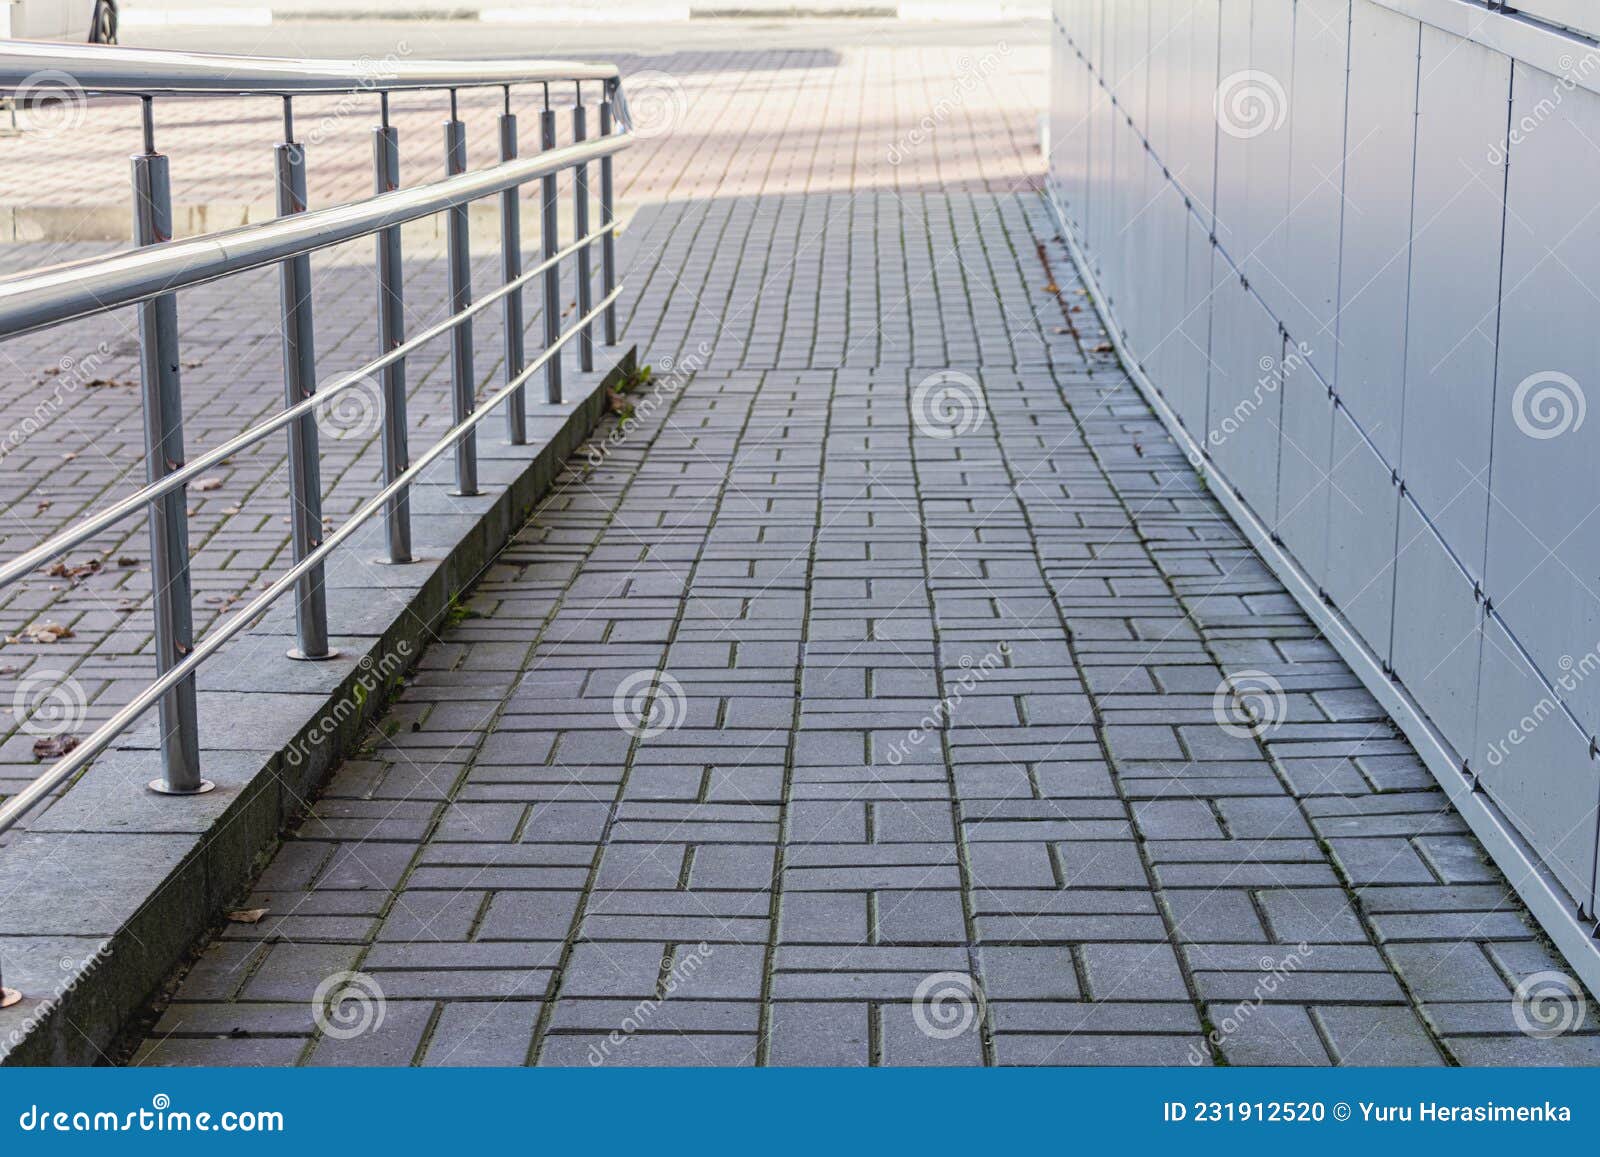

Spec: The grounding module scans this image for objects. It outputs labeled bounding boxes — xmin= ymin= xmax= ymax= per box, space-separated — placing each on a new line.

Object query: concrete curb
xmin=0 ymin=350 xmax=630 ymax=1065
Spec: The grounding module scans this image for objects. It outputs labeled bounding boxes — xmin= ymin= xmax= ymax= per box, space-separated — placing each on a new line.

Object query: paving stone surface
xmin=0 ymin=19 xmax=1041 ymax=824
xmin=2 ymin=19 xmax=1591 ymax=1067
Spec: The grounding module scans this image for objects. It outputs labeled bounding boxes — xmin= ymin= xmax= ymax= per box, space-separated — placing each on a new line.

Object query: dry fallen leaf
xmin=226 ymin=908 xmax=269 ymax=924
xmin=117 ymin=556 xmax=139 ymax=568
xmin=194 ymin=477 xmax=223 ymax=492
xmin=6 ymin=621 xmax=75 ymax=645
xmin=32 ymin=735 xmax=79 ymax=760
xmin=47 ymin=558 xmax=102 ymax=582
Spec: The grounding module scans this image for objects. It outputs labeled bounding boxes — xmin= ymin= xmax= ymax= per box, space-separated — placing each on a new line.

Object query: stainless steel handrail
xmin=0 ymin=286 xmax=622 ymax=837
xmin=0 ymin=45 xmax=633 ymax=842
xmin=0 ymin=40 xmax=618 ymax=93
xmin=0 ymin=226 xmax=613 ymax=588
xmin=0 ymin=133 xmax=625 ymax=337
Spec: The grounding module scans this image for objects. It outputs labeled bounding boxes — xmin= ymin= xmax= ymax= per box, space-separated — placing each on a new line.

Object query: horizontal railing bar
xmin=0 ymin=283 xmax=622 ymax=836
xmin=0 ymin=133 xmax=630 ymax=341
xmin=0 ymin=41 xmax=617 ymax=95
xmin=0 ymin=227 xmax=613 ymax=589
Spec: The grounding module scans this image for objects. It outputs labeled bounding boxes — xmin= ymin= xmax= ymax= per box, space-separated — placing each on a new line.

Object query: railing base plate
xmin=285 ymin=647 xmax=343 ymax=663
xmin=146 ymin=779 xmax=216 ymax=796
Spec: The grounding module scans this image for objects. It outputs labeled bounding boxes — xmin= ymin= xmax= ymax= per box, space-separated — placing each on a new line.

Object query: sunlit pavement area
xmin=0 ymin=16 xmax=1595 ymax=1066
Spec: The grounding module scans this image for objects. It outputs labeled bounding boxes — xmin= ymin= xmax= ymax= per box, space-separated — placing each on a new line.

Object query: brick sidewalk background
xmin=3 ymin=16 xmax=1595 ymax=1067
xmin=0 ymin=20 xmax=1042 ymax=810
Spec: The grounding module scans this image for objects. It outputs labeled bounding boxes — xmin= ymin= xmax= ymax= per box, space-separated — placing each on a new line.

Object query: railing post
xmin=540 ymin=91 xmax=563 ymax=404
xmin=275 ymin=99 xmax=336 ymax=662
xmin=499 ymin=88 xmax=527 ymax=445
xmin=572 ymin=82 xmax=594 ymax=373
xmin=373 ymin=94 xmax=412 ymax=564
xmin=132 ymin=100 xmax=211 ymax=797
xmin=599 ymin=85 xmax=618 ymax=347
xmin=445 ymin=89 xmax=479 ymax=496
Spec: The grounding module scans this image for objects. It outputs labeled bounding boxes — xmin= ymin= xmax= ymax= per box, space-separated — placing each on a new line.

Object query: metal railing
xmin=0 ymin=43 xmax=633 ymax=833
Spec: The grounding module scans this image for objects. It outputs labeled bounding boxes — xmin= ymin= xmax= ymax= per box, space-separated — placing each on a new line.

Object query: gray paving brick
xmin=110 ymin=33 xmax=1594 ymax=1069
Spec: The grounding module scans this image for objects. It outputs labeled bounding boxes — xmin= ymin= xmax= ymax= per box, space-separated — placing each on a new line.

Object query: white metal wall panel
xmin=1392 ymin=500 xmax=1484 ymax=751
xmin=1324 ymin=407 xmax=1399 ymax=654
xmin=1388 ymin=29 xmax=1508 ymax=726
xmin=1488 ymin=64 xmax=1600 ymax=739
xmin=1279 ymin=0 xmax=1349 ymax=382
xmin=1047 ymin=0 xmax=1600 ymax=940
xmin=1333 ymin=0 xmax=1417 ymax=466
xmin=1275 ymin=348 xmax=1333 ymax=586
xmin=1208 ymin=278 xmax=1284 ymax=522
xmin=1177 ymin=217 xmax=1215 ymax=436
xmin=1398 ymin=28 xmax=1507 ymax=562
xmin=1212 ymin=0 xmax=1254 ymax=262
xmin=1241 ymin=0 xmax=1296 ymax=324
xmin=1474 ymin=617 xmax=1600 ymax=913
